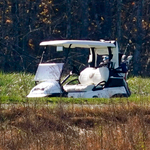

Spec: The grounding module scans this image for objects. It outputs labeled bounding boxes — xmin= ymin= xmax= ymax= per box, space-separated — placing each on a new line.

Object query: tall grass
xmin=0 ymin=72 xmax=34 ymax=102
xmin=128 ymin=77 xmax=150 ymax=96
xmin=0 ymin=101 xmax=150 ymax=149
xmin=0 ymin=73 xmax=150 ymax=149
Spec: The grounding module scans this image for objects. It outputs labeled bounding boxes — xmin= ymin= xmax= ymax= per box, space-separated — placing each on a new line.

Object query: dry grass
xmin=1 ymin=101 xmax=150 ymax=150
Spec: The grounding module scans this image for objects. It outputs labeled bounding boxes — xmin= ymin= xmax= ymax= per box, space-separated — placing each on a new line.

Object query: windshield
xmin=34 ymin=63 xmax=64 ymax=81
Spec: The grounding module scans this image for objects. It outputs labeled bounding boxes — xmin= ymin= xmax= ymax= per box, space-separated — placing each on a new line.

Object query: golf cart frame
xmin=27 ymin=40 xmax=131 ymax=98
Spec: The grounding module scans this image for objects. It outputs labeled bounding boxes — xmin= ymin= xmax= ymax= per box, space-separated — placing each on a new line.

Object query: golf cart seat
xmin=79 ymin=66 xmax=109 ymax=85
xmin=63 ymin=84 xmax=95 ymax=92
xmin=63 ymin=66 xmax=109 ymax=92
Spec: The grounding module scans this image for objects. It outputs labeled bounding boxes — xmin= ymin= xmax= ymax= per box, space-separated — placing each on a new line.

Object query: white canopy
xmin=39 ymin=40 xmax=119 ymax=68
xmin=40 ymin=40 xmax=116 ymax=49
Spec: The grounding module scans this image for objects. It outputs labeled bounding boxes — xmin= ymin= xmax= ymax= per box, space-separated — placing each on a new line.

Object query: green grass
xmin=0 ymin=72 xmax=150 ymax=103
xmin=128 ymin=77 xmax=150 ymax=96
xmin=0 ymin=72 xmax=35 ymax=103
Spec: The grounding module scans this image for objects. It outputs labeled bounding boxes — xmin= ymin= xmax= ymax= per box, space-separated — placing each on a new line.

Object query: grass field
xmin=0 ymin=72 xmax=150 ymax=103
xmin=0 ymin=72 xmax=150 ymax=149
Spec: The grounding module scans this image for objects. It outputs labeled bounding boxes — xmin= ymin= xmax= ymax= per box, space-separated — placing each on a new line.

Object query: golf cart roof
xmin=40 ymin=40 xmax=116 ymax=49
xmin=40 ymin=40 xmax=119 ymax=68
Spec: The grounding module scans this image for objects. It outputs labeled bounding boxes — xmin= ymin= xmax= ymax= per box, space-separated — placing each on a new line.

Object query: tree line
xmin=0 ymin=0 xmax=150 ymax=76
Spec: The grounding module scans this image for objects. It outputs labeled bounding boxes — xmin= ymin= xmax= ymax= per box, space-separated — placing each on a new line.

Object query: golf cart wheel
xmin=111 ymin=94 xmax=128 ymax=98
xmin=99 ymin=81 xmax=106 ymax=87
xmin=93 ymin=95 xmax=98 ymax=98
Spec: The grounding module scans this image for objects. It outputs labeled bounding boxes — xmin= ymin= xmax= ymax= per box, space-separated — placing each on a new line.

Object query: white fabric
xmin=78 ymin=67 xmax=109 ymax=86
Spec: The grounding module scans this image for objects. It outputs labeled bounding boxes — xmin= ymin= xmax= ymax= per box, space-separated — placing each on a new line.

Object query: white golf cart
xmin=27 ymin=40 xmax=132 ymax=98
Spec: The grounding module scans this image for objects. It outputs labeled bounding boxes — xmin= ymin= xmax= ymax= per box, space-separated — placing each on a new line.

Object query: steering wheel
xmin=71 ymin=65 xmax=80 ymax=75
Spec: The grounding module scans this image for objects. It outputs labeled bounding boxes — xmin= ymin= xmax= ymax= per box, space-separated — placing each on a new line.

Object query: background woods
xmin=0 ymin=0 xmax=150 ymax=76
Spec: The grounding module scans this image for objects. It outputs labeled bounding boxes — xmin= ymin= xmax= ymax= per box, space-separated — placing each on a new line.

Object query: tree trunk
xmin=80 ymin=0 xmax=89 ymax=39
xmin=66 ymin=0 xmax=72 ymax=39
xmin=133 ymin=1 xmax=143 ymax=76
xmin=104 ymin=0 xmax=112 ymax=39
xmin=12 ymin=0 xmax=19 ymax=51
xmin=116 ymin=0 xmax=122 ymax=49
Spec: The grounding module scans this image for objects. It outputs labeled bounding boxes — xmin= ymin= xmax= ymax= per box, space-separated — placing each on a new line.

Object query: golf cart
xmin=27 ymin=40 xmax=132 ymax=98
